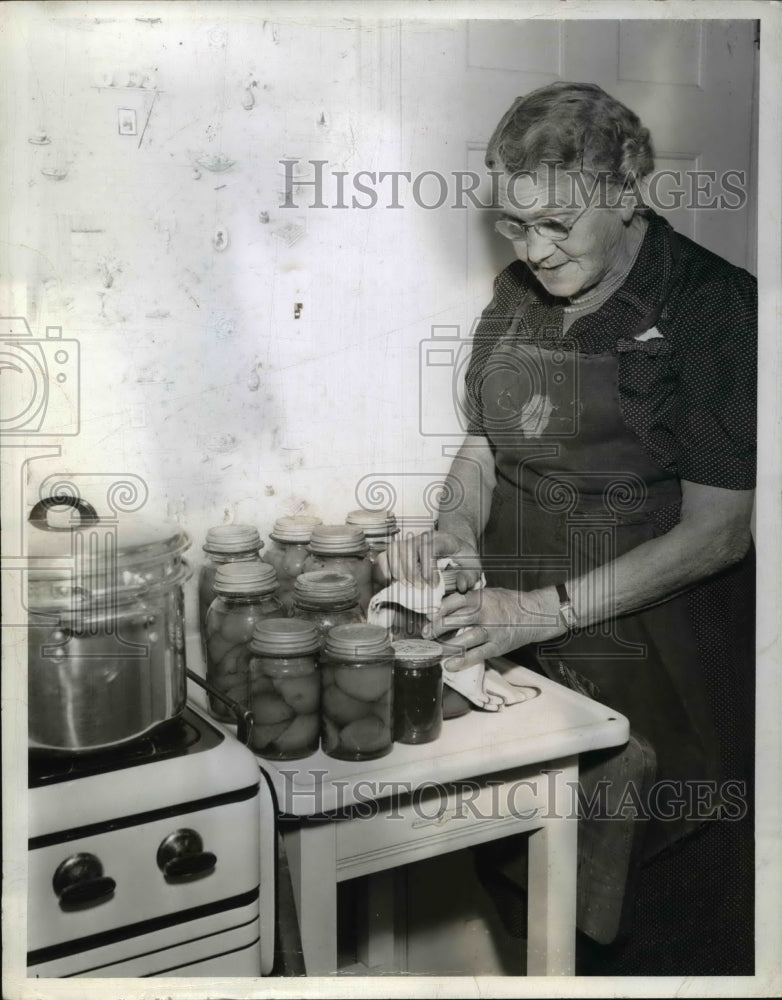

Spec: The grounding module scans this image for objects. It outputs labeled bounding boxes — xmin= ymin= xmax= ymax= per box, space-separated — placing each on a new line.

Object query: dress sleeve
xmin=671 ymin=267 xmax=757 ymax=490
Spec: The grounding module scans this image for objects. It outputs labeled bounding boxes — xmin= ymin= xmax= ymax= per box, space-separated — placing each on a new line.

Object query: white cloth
xmin=367 ymin=559 xmax=537 ymax=711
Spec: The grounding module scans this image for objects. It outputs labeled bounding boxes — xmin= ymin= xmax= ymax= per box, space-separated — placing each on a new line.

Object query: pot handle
xmin=29 ymin=494 xmax=100 ymax=531
xmin=186 ymin=668 xmax=254 ymax=746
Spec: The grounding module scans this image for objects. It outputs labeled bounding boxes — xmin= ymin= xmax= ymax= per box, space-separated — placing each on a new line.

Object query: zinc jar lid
xmin=270 ymin=515 xmax=323 ymax=543
xmin=203 ymin=524 xmax=263 ymax=554
xmin=392 ymin=639 xmax=445 ymax=665
xmin=294 ymin=570 xmax=359 ymax=604
xmin=345 ymin=508 xmax=399 ymax=538
xmin=308 ymin=525 xmax=368 ymax=555
xmin=249 ymin=618 xmax=320 ymax=656
xmin=324 ymin=623 xmax=393 ymax=659
xmin=440 ymin=567 xmax=458 ymax=592
xmin=214 ymin=561 xmax=278 ymax=594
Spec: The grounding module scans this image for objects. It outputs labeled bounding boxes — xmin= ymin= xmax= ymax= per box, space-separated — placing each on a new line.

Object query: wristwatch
xmin=556 ymin=582 xmax=578 ymax=630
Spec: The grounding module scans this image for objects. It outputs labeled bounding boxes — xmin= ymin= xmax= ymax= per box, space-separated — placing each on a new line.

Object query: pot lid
xmin=27 ymin=495 xmax=191 ymax=612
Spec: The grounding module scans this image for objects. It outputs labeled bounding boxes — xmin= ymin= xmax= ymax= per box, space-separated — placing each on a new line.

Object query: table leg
xmin=283 ymin=820 xmax=338 ymax=975
xmin=526 ymin=760 xmax=579 ymax=976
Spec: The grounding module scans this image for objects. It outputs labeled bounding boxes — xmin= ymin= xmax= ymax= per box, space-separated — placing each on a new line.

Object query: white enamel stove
xmin=27 ymin=704 xmax=275 ymax=978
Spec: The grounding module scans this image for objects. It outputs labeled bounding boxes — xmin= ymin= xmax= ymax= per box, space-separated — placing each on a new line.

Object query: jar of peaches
xmin=203 ymin=562 xmax=284 ymax=722
xmin=199 ymin=524 xmax=264 ymax=640
xmin=302 ymin=526 xmax=373 ymax=614
xmin=321 ymin=624 xmax=394 ymax=761
xmin=344 ymin=508 xmax=398 ymax=594
xmin=262 ymin=515 xmax=323 ymax=612
xmin=291 ymin=570 xmax=365 ymax=646
xmin=247 ymin=618 xmax=321 ymax=760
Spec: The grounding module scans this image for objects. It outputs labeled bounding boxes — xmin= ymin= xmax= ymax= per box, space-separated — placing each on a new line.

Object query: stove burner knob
xmin=53 ymin=853 xmax=116 ymax=910
xmin=156 ymin=828 xmax=217 ymax=882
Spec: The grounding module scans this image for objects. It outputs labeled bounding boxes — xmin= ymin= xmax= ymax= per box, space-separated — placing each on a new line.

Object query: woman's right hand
xmin=383 ymin=530 xmax=483 ymax=592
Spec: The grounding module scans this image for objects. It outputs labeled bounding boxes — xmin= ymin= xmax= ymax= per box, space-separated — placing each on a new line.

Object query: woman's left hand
xmin=422 ymin=586 xmax=566 ymax=671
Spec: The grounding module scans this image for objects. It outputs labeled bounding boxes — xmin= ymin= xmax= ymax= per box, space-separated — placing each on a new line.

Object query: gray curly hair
xmin=486 ymin=82 xmax=655 ymax=185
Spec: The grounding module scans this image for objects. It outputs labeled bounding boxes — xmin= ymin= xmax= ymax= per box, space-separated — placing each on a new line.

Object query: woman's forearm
xmin=436 ymin=435 xmax=496 ymax=550
xmin=431 ymin=482 xmax=754 ymax=668
xmin=564 ymin=482 xmax=754 ymax=628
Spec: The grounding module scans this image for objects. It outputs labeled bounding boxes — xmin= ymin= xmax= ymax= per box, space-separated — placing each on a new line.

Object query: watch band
xmin=556 ymin=582 xmax=578 ymax=630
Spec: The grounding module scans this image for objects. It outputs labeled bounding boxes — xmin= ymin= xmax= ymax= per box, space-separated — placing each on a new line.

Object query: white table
xmin=257 ymin=661 xmax=629 ymax=976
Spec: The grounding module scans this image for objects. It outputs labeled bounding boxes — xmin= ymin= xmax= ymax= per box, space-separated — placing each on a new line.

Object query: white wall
xmin=2 ymin=6 xmax=761 ymax=652
xmin=4 ymin=4 xmax=470 ymax=646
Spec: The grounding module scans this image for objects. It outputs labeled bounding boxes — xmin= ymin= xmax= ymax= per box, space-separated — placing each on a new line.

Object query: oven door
xmin=28 ymin=719 xmax=277 ymax=978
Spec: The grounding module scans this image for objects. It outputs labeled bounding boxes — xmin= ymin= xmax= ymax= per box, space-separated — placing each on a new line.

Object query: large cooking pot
xmin=27 ymin=494 xmax=192 ymax=753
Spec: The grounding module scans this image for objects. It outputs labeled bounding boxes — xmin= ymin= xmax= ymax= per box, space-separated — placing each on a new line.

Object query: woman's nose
xmin=521 ymin=230 xmax=557 ymax=264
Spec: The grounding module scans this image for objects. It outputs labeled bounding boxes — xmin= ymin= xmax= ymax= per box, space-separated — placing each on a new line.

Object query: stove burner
xmin=28 ymin=708 xmax=223 ymax=788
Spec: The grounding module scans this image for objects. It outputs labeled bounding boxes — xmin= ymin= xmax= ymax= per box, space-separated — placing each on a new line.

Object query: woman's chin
xmin=533 ymin=264 xmax=582 ymax=298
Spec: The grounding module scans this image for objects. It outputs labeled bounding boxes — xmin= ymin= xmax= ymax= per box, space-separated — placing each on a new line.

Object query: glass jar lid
xmin=309 ymin=525 xmax=368 ymax=555
xmin=249 ymin=618 xmax=320 ymax=656
xmin=294 ymin=570 xmax=359 ymax=605
xmin=345 ymin=508 xmax=399 ymax=538
xmin=270 ymin=515 xmax=323 ymax=543
xmin=213 ymin=561 xmax=278 ymax=595
xmin=203 ymin=523 xmax=263 ymax=554
xmin=324 ymin=623 xmax=392 ymax=659
xmin=392 ymin=639 xmax=444 ymax=665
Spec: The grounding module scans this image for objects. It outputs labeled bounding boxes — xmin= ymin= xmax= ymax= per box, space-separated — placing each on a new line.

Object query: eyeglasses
xmin=494 ymin=202 xmax=589 ymax=244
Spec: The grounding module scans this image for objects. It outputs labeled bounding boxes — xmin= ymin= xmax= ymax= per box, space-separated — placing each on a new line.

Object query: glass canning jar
xmin=204 ymin=561 xmax=284 ymax=722
xmin=247 ymin=618 xmax=321 ymax=760
xmin=199 ymin=524 xmax=264 ymax=641
xmin=321 ymin=624 xmax=394 ymax=761
xmin=291 ymin=570 xmax=365 ymax=646
xmin=262 ymin=515 xmax=323 ymax=613
xmin=345 ymin=508 xmax=398 ymax=594
xmin=392 ymin=640 xmax=443 ymax=745
xmin=302 ymin=526 xmax=373 ymax=614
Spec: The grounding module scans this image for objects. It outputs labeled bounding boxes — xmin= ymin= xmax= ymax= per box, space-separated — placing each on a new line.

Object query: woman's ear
xmin=615 ymin=173 xmax=648 ymax=222
xmin=619 ymin=200 xmax=636 ymax=224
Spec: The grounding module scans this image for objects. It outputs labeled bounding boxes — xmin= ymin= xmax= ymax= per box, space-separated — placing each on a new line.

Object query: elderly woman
xmin=389 ymin=82 xmax=756 ymax=969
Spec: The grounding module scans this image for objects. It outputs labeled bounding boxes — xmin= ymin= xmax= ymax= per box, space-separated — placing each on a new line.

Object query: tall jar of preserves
xmin=392 ymin=640 xmax=444 ymax=744
xmin=199 ymin=524 xmax=264 ymax=640
xmin=321 ymin=624 xmax=394 ymax=761
xmin=204 ymin=562 xmax=284 ymax=722
xmin=438 ymin=567 xmax=474 ymax=720
xmin=345 ymin=508 xmax=398 ymax=594
xmin=302 ymin=526 xmax=373 ymax=614
xmin=247 ymin=619 xmax=321 ymax=760
xmin=291 ymin=571 xmax=365 ymax=646
xmin=262 ymin=515 xmax=323 ymax=612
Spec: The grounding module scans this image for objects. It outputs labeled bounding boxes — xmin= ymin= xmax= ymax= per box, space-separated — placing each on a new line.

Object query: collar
xmin=499 ymin=211 xmax=677 ymax=351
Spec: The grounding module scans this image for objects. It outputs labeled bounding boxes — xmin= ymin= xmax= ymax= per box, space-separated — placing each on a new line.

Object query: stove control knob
xmin=53 ymin=853 xmax=116 ymax=909
xmin=156 ymin=828 xmax=217 ymax=882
